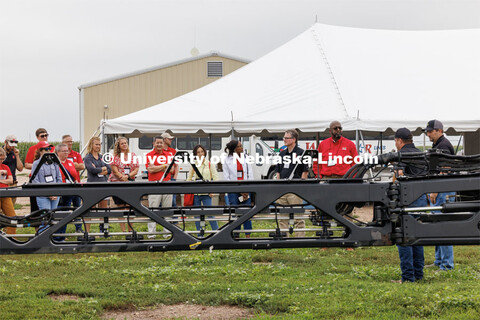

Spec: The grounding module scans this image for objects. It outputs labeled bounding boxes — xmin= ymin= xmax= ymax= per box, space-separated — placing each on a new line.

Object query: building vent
xmin=207 ymin=61 xmax=223 ymax=77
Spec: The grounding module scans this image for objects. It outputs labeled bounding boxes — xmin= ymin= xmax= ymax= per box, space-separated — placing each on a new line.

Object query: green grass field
xmin=1 ymin=245 xmax=479 ymax=319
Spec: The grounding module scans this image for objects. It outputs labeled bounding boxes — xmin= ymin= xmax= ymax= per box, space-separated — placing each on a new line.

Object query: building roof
xmin=78 ymin=51 xmax=250 ymax=89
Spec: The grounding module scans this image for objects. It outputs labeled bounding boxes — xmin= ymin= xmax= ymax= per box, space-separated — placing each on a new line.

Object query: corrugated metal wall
xmin=81 ymin=56 xmax=247 ymax=144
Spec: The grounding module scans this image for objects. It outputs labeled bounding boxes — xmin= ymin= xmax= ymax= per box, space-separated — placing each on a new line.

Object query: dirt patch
xmin=102 ymin=304 xmax=253 ymax=320
xmin=48 ymin=294 xmax=83 ymax=302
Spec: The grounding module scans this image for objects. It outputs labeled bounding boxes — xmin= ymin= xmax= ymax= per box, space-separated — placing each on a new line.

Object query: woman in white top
xmin=187 ymin=144 xmax=219 ymax=232
xmin=222 ymin=140 xmax=253 ymax=237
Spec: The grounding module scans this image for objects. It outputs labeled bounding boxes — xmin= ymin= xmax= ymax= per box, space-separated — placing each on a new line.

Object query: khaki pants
xmin=276 ymin=193 xmax=305 ymax=237
xmin=1 ymin=197 xmax=16 ymax=234
xmin=147 ymin=194 xmax=173 ymax=235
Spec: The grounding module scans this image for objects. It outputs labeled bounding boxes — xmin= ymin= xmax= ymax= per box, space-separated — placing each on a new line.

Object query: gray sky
xmin=1 ymin=0 xmax=479 ymax=142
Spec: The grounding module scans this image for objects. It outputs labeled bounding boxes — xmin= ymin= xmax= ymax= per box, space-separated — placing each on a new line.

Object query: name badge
xmin=284 ymin=163 xmax=290 ymax=169
xmin=124 ymin=168 xmax=131 ymax=174
xmin=45 ymin=175 xmax=54 ymax=183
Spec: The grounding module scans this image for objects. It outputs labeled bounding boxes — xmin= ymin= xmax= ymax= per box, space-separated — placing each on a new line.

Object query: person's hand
xmin=121 ymin=174 xmax=129 ymax=181
xmin=429 ymin=193 xmax=438 ymax=204
xmin=14 ymin=148 xmax=20 ymax=156
xmin=209 ymin=193 xmax=214 ymax=198
xmin=241 ymin=193 xmax=249 ymax=199
xmin=49 ymin=196 xmax=58 ymax=200
xmin=101 ymin=167 xmax=108 ymax=175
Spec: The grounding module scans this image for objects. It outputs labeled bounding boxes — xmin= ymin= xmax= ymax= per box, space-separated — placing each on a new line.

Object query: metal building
xmin=78 ymin=52 xmax=249 ymax=148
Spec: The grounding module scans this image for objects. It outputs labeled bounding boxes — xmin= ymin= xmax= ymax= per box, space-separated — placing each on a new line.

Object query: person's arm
xmin=74 ymin=153 xmax=85 ymax=171
xmin=84 ymin=156 xmax=103 ymax=175
xmin=111 ymin=165 xmax=126 ymax=181
xmin=222 ymin=158 xmax=230 ymax=180
xmin=147 ymin=163 xmax=167 ymax=174
xmin=351 ymin=141 xmax=359 ymax=158
xmin=103 ymin=161 xmax=112 ymax=175
xmin=13 ymin=148 xmax=24 ymax=172
xmin=0 ymin=169 xmax=13 ymax=185
xmin=129 ymin=167 xmax=139 ymax=180
xmin=301 ymin=171 xmax=308 ymax=179
xmin=55 ymin=164 xmax=62 ymax=183
xmin=31 ymin=162 xmax=41 ymax=183
xmin=24 ymin=146 xmax=35 ymax=169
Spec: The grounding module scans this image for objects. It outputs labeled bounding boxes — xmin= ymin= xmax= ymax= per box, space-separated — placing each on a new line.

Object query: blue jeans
xmin=37 ymin=197 xmax=64 ymax=241
xmin=227 ymin=193 xmax=252 ymax=236
xmin=432 ymin=192 xmax=455 ymax=270
xmin=397 ymin=194 xmax=428 ymax=282
xmin=59 ymin=196 xmax=83 ymax=232
xmin=194 ymin=195 xmax=219 ymax=231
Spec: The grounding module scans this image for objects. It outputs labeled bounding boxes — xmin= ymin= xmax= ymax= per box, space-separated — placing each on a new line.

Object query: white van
xmin=129 ymin=135 xmax=277 ymax=181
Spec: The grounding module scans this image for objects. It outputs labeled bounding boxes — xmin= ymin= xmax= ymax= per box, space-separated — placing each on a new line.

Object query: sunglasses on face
xmin=8 ymin=140 xmax=18 ymax=144
xmin=332 ymin=127 xmax=342 ymax=130
xmin=39 ymin=134 xmax=49 ymax=138
xmin=40 ymin=147 xmax=52 ymax=151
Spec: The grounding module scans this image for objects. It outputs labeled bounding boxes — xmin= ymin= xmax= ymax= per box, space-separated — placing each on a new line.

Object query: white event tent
xmin=103 ymin=23 xmax=480 ymax=137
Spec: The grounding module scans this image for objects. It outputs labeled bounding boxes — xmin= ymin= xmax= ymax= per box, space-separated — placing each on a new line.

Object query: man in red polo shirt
xmin=25 ymin=128 xmax=55 ymax=170
xmin=313 ymin=121 xmax=358 ymax=179
xmin=161 ymin=132 xmax=178 ymax=206
xmin=146 ymin=136 xmax=174 ymax=238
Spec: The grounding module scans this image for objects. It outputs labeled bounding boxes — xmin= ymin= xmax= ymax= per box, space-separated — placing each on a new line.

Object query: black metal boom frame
xmin=0 ymin=151 xmax=479 ymax=255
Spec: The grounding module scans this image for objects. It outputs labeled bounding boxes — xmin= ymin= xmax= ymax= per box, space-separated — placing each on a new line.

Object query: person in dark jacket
xmin=424 ymin=119 xmax=455 ymax=271
xmin=392 ymin=128 xmax=428 ymax=283
xmin=84 ymin=137 xmax=111 ymax=233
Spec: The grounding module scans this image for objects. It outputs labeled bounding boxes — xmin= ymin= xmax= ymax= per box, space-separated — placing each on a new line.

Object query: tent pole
xmin=209 ymin=133 xmax=213 ymax=159
xmin=379 ymin=132 xmax=383 ymax=155
xmin=455 ymin=133 xmax=463 ymax=155
xmin=230 ymin=111 xmax=235 ymax=140
xmin=355 ymin=130 xmax=359 ymax=153
xmin=100 ymin=120 xmax=105 ymax=154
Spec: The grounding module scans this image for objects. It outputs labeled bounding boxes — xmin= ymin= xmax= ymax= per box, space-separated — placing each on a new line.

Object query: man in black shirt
xmin=275 ymin=129 xmax=308 ymax=237
xmin=424 ymin=119 xmax=455 ymax=271
xmin=2 ymin=135 xmax=24 ymax=205
xmin=392 ymin=128 xmax=428 ymax=283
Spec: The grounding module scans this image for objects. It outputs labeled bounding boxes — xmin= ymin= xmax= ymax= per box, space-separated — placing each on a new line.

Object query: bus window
xmin=176 ymin=136 xmax=199 ymax=151
xmin=139 ymin=135 xmax=153 ymax=150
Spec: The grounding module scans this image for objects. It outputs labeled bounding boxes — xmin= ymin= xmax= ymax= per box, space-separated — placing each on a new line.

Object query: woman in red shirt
xmin=0 ymin=147 xmax=17 ymax=235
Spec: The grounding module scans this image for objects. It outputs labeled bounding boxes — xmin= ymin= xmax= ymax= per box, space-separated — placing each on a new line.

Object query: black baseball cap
xmin=424 ymin=119 xmax=443 ymax=132
xmin=394 ymin=128 xmax=413 ymax=140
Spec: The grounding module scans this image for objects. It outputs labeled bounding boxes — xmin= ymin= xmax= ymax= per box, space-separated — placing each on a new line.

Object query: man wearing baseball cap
xmin=424 ymin=119 xmax=455 ymax=271
xmin=161 ymin=132 xmax=179 ymax=207
xmin=391 ymin=128 xmax=428 ymax=283
xmin=2 ymin=135 xmax=24 ymax=189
